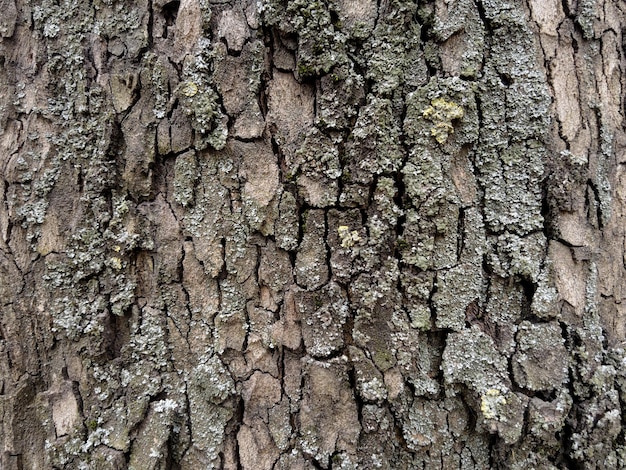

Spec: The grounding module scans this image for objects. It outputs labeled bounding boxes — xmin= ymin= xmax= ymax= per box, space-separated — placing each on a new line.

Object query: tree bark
xmin=1 ymin=0 xmax=625 ymax=468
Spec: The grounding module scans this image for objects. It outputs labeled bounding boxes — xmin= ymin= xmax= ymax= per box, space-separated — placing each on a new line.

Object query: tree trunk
xmin=1 ymin=0 xmax=625 ymax=468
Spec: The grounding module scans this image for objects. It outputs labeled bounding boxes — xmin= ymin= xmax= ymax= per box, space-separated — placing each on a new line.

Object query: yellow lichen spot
xmin=422 ymin=98 xmax=464 ymax=144
xmin=337 ymin=225 xmax=361 ymax=248
xmin=110 ymin=257 xmax=123 ymax=270
xmin=480 ymin=388 xmax=507 ymax=420
xmin=181 ymin=81 xmax=199 ymax=97
xmin=113 ymin=245 xmax=121 ymax=252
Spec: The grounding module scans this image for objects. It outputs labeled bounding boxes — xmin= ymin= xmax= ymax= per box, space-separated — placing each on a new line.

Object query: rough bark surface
xmin=1 ymin=0 xmax=626 ymax=468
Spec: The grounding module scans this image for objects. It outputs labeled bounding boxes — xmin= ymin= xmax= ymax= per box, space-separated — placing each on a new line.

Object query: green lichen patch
xmin=337 ymin=225 xmax=361 ymax=248
xmin=422 ymin=98 xmax=464 ymax=144
xmin=404 ymin=77 xmax=479 ymax=149
xmin=345 ymin=96 xmax=404 ymax=186
xmin=360 ymin=14 xmax=426 ymax=96
xmin=286 ymin=0 xmax=349 ymax=78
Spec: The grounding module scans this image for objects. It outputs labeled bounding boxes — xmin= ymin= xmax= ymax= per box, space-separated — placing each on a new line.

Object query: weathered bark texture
xmin=1 ymin=0 xmax=626 ymax=468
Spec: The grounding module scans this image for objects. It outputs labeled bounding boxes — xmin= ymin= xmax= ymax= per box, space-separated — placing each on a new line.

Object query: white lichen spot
xmin=153 ymin=398 xmax=179 ymax=413
xmin=43 ymin=22 xmax=60 ymax=38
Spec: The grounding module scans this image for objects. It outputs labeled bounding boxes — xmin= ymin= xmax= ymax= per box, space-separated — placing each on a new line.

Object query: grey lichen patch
xmin=179 ymin=39 xmax=228 ymax=150
xmin=275 ymin=191 xmax=299 ymax=251
xmin=259 ymin=0 xmax=349 ymax=78
xmin=487 ymin=231 xmax=547 ymax=281
xmin=126 ymin=305 xmax=170 ymax=371
xmin=350 ymin=258 xmax=401 ymax=317
xmin=484 ymin=277 xmax=524 ymax=355
xmin=173 ymin=150 xmax=199 ymax=207
xmin=293 ymin=128 xmax=341 ymax=207
xmin=349 ymin=346 xmax=387 ymax=403
xmin=43 ymin=212 xmax=137 ymax=338
xmin=442 ymin=328 xmax=509 ymax=392
xmin=428 ymin=0 xmax=485 ymax=79
xmin=483 ymin=390 xmax=527 ymax=445
xmin=398 ymin=209 xmax=435 ymax=270
xmin=141 ymin=52 xmax=173 ymax=121
xmin=575 ymin=0 xmax=598 ymax=40
xmin=401 ymin=270 xmax=434 ymax=330
xmin=399 ymin=78 xmax=479 ymax=271
xmin=433 ymin=263 xmax=482 ymax=331
xmin=402 ymin=398 xmax=444 ymax=451
xmin=185 ymin=354 xmax=235 ymax=468
xmin=567 ymin=360 xmax=623 ymax=466
xmin=104 ymin=192 xmax=149 ymax=253
xmin=530 ymin=268 xmax=559 ymax=319
xmin=295 ymin=209 xmax=329 ymax=290
xmin=316 ymin=63 xmax=365 ymax=130
xmin=399 ymin=172 xmax=459 ymax=271
xmin=442 ymin=328 xmax=526 ymax=442
xmin=474 ymin=5 xmax=551 ymax=237
xmin=459 ymin=207 xmax=487 ymax=265
xmin=366 ymin=177 xmax=403 ymax=255
xmin=513 ymin=321 xmax=569 ymax=391
xmin=92 ymin=1 xmax=148 ymax=59
xmin=400 ymin=396 xmax=494 ymax=465
xmin=479 ymin=143 xmax=546 ymax=235
xmin=328 ymin=208 xmax=365 ymax=282
xmin=299 ymin=357 xmax=360 ymax=465
xmin=297 ymin=282 xmax=349 ymax=357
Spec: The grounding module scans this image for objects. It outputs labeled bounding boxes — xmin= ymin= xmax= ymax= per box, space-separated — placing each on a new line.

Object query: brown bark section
xmin=1 ymin=0 xmax=626 ymax=469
